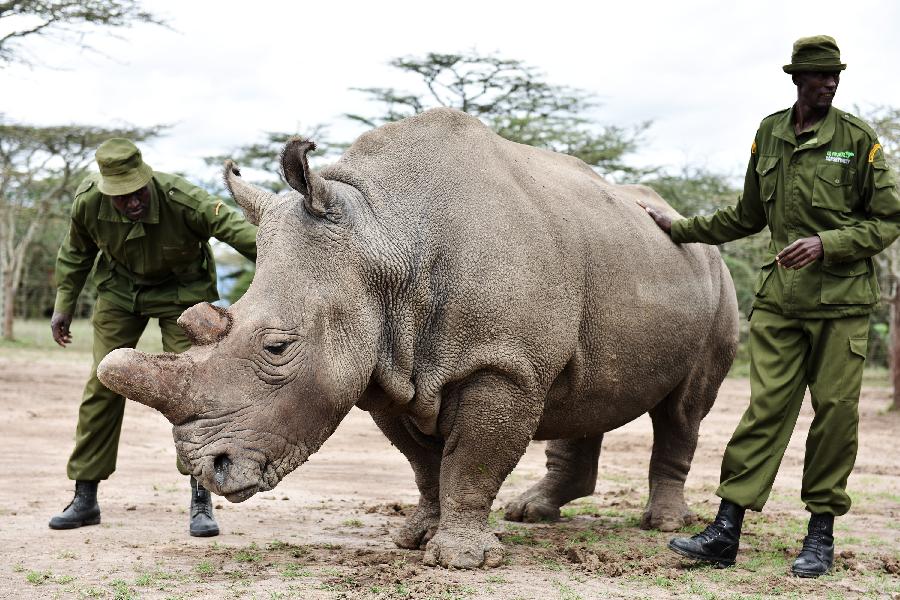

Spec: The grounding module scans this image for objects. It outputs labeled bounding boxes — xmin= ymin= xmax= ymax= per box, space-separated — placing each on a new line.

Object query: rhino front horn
xmin=178 ymin=302 xmax=231 ymax=345
xmin=97 ymin=348 xmax=197 ymax=425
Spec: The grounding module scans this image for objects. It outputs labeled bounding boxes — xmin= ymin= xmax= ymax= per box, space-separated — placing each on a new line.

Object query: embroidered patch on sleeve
xmin=751 ymin=141 xmax=757 ymax=155
xmin=869 ymin=143 xmax=883 ymax=163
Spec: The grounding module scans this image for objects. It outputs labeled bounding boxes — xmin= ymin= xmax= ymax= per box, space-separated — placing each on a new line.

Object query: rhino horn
xmin=178 ymin=302 xmax=232 ymax=346
xmin=281 ymin=138 xmax=334 ymax=217
xmin=223 ymin=159 xmax=277 ymax=225
xmin=97 ymin=348 xmax=198 ymax=425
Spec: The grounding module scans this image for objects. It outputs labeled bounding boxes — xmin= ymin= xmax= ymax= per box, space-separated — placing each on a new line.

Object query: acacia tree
xmin=348 ymin=51 xmax=651 ymax=180
xmin=0 ymin=122 xmax=161 ymax=339
xmin=0 ymin=0 xmax=165 ymax=66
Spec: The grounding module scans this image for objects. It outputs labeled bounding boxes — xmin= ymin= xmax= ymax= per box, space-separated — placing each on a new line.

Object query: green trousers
xmin=67 ymin=296 xmax=192 ymax=481
xmin=717 ymin=308 xmax=869 ymax=516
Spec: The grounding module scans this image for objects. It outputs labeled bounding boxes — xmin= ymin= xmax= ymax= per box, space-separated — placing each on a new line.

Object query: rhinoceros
xmin=98 ymin=107 xmax=738 ymax=568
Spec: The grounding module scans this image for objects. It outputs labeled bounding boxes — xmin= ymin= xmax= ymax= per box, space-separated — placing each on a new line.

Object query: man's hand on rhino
xmin=636 ymin=201 xmax=673 ymax=234
xmin=50 ymin=312 xmax=73 ymax=347
xmin=776 ymin=236 xmax=824 ymax=269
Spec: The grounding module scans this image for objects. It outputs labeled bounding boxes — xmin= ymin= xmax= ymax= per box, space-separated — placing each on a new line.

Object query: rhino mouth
xmin=224 ymin=484 xmax=259 ymax=503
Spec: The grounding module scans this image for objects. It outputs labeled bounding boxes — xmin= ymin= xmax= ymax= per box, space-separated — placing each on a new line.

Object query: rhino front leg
xmin=368 ymin=410 xmax=443 ymax=549
xmin=424 ymin=372 xmax=542 ymax=569
xmin=504 ymin=435 xmax=603 ymax=522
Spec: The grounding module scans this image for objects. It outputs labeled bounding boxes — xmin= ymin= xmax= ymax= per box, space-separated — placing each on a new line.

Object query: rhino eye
xmin=264 ymin=341 xmax=291 ymax=355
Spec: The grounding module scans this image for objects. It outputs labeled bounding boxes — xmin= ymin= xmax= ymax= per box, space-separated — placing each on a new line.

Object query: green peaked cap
xmin=95 ymin=138 xmax=153 ymax=196
xmin=783 ymin=35 xmax=846 ymax=74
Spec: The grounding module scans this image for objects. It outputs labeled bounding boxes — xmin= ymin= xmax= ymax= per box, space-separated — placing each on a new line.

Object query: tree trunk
xmin=1 ymin=266 xmax=13 ymax=340
xmin=892 ymin=292 xmax=900 ymax=411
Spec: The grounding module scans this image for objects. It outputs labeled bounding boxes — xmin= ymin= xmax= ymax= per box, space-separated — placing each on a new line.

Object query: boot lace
xmin=800 ymin=532 xmax=830 ymax=557
xmin=192 ymin=490 xmax=213 ymax=519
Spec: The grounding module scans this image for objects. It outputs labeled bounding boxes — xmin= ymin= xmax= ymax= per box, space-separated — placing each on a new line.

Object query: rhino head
xmin=97 ymin=139 xmax=386 ymax=502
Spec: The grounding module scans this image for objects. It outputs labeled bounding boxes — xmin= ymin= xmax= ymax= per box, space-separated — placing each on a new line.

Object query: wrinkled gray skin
xmin=98 ymin=108 xmax=738 ymax=569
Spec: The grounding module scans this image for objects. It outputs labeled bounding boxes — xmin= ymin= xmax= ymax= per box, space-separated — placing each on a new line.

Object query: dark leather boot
xmin=189 ymin=476 xmax=219 ymax=537
xmin=668 ymin=499 xmax=744 ymax=567
xmin=49 ymin=480 xmax=101 ymax=529
xmin=791 ymin=513 xmax=834 ymax=578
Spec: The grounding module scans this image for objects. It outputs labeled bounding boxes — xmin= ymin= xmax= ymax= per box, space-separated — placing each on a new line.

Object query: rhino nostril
xmin=214 ymin=454 xmax=232 ymax=486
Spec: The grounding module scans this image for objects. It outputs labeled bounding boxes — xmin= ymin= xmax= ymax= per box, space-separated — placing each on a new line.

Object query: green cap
xmin=95 ymin=138 xmax=153 ymax=196
xmin=783 ymin=35 xmax=846 ymax=74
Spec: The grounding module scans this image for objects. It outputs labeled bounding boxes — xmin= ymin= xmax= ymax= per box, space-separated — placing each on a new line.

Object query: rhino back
xmin=328 ymin=108 xmax=735 ymax=433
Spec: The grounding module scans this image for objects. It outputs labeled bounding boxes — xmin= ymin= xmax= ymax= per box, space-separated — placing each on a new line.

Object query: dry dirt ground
xmin=1 ymin=348 xmax=898 ymax=600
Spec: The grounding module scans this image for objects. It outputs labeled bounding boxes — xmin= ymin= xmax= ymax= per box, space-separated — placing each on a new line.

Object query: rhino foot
xmin=423 ymin=528 xmax=504 ymax=569
xmin=641 ymin=480 xmax=695 ymax=531
xmin=503 ymin=492 xmax=561 ymax=523
xmin=392 ymin=504 xmax=440 ymax=550
xmin=640 ymin=507 xmax=695 ymax=531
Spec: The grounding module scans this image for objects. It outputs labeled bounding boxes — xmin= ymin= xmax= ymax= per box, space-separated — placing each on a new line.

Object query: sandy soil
xmin=0 ymin=350 xmax=898 ymax=599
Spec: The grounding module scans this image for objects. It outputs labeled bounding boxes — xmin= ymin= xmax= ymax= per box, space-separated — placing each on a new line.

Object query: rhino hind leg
xmin=503 ymin=436 xmax=603 ymax=523
xmin=641 ymin=363 xmax=728 ymax=531
xmin=643 ymin=267 xmax=737 ymax=532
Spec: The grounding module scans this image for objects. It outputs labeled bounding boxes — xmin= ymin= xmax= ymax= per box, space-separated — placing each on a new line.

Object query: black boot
xmin=49 ymin=481 xmax=101 ymax=529
xmin=791 ymin=513 xmax=834 ymax=578
xmin=189 ymin=476 xmax=219 ymax=537
xmin=668 ymin=499 xmax=745 ymax=567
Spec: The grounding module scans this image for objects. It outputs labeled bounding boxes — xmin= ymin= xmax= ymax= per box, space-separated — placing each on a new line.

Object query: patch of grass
xmin=280 ymin=563 xmax=312 ymax=579
xmin=56 ymin=550 xmax=78 ymax=560
xmin=487 ymin=509 xmax=503 ymax=527
xmin=77 ymin=586 xmax=105 ymax=598
xmin=569 ymin=529 xmax=602 ymax=546
xmin=195 ymin=561 xmax=216 ymax=575
xmin=538 ymin=557 xmax=564 ymax=571
xmin=554 ymin=580 xmax=583 ymax=600
xmin=12 ymin=563 xmax=25 ymax=573
xmin=486 ymin=574 xmax=507 ymax=584
xmin=110 ymin=579 xmax=136 ymax=600
xmin=560 ymin=503 xmax=600 ymax=518
xmin=56 ymin=574 xmax=76 ymax=585
xmin=0 ymin=318 xmax=164 ymax=354
xmin=26 ymin=570 xmax=51 ymax=585
xmin=341 ymin=518 xmax=364 ymax=528
xmin=502 ymin=526 xmax=537 ymax=545
xmin=232 ymin=542 xmax=262 ymax=562
xmin=394 ymin=583 xmax=411 ymax=597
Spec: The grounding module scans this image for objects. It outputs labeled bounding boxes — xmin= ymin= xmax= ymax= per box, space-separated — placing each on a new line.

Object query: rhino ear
xmin=281 ymin=138 xmax=334 ymax=218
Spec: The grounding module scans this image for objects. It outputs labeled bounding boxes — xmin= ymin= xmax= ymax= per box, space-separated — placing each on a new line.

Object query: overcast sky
xmin=3 ymin=0 xmax=899 ymax=186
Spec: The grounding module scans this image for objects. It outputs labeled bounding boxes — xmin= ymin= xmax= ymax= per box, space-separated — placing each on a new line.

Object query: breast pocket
xmin=162 ymin=243 xmax=202 ymax=268
xmin=812 ymin=163 xmax=856 ymax=212
xmin=756 ymin=156 xmax=780 ymax=202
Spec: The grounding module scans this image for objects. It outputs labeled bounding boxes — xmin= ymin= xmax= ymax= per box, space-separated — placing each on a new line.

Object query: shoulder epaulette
xmin=759 ymin=108 xmax=791 ymax=127
xmin=158 ymin=173 xmax=206 ymax=210
xmin=763 ymin=107 xmax=791 ymax=120
xmin=839 ymin=111 xmax=878 ymax=139
xmin=74 ymin=174 xmax=98 ymax=197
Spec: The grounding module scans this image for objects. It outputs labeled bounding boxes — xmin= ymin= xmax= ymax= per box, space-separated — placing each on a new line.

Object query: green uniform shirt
xmin=55 ymin=171 xmax=257 ymax=315
xmin=671 ymin=106 xmax=900 ymax=318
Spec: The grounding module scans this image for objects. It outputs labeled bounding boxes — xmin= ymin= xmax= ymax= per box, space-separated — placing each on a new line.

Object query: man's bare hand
xmin=636 ymin=200 xmax=673 ymax=234
xmin=50 ymin=312 xmax=73 ymax=347
xmin=776 ymin=236 xmax=824 ymax=269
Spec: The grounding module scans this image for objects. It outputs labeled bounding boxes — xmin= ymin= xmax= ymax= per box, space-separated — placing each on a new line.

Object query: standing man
xmin=49 ymin=138 xmax=257 ymax=537
xmin=641 ymin=36 xmax=900 ymax=577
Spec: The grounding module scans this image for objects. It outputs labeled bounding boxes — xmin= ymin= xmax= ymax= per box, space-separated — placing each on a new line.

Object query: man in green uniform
xmin=48 ymin=138 xmax=257 ymax=537
xmin=641 ymin=36 xmax=900 ymax=577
